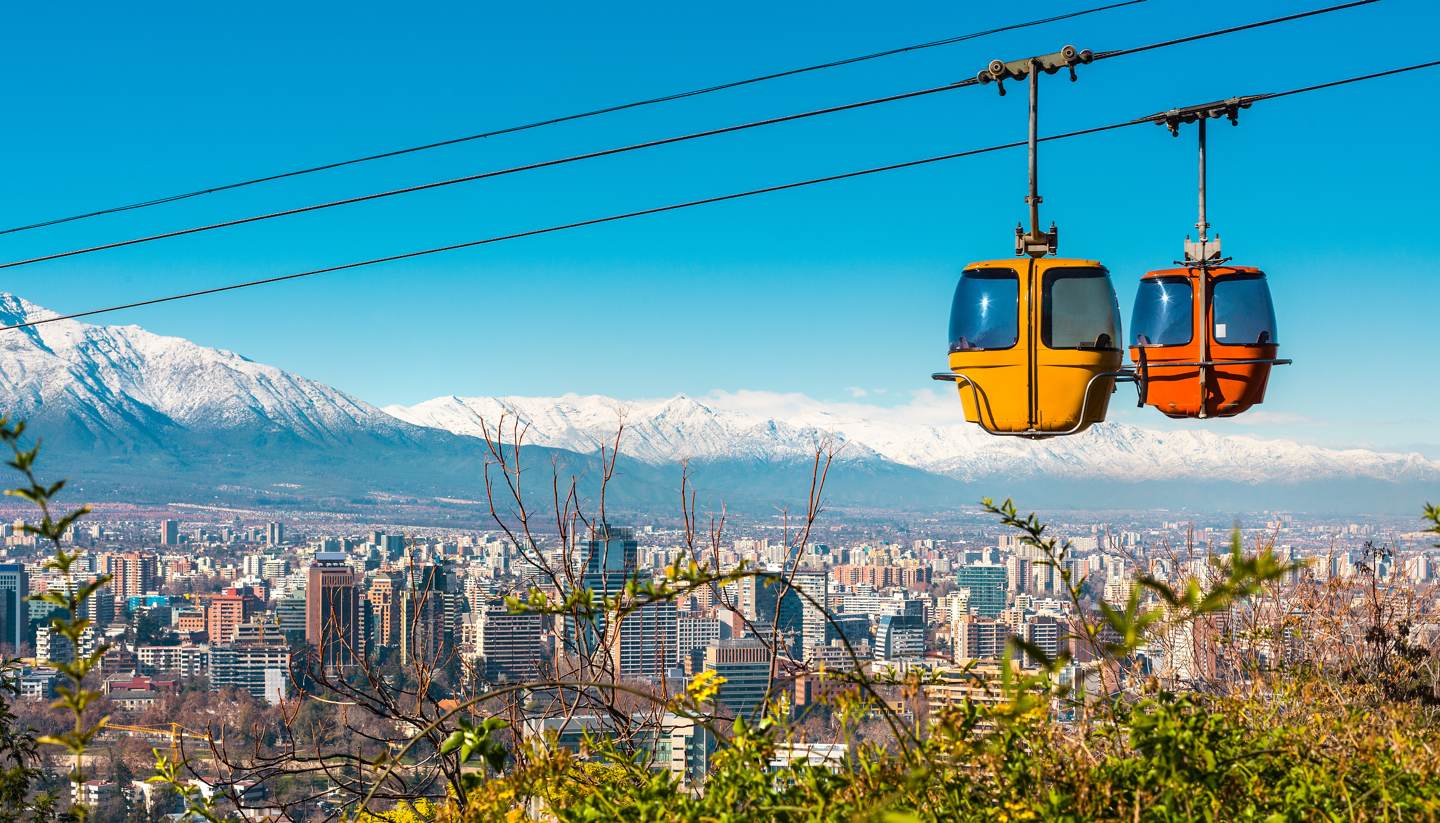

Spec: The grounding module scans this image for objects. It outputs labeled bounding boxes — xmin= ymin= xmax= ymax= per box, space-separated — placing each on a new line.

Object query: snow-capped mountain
xmin=384 ymin=392 xmax=1440 ymax=485
xmin=0 ymin=293 xmax=411 ymax=445
xmin=0 ymin=292 xmax=1433 ymax=513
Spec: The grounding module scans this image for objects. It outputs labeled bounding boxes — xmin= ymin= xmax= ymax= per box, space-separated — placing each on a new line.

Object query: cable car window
xmin=1130 ymin=277 xmax=1193 ymax=347
xmin=1042 ymin=267 xmax=1120 ymax=350
xmin=949 ymin=268 xmax=1018 ymax=351
xmin=1213 ymin=274 xmax=1278 ymax=345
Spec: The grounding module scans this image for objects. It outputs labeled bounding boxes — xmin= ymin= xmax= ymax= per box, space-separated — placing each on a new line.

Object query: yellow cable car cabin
xmin=947 ymin=257 xmax=1123 ymax=437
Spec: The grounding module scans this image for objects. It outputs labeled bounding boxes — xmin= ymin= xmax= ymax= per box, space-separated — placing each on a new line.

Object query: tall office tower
xmin=611 ymin=597 xmax=678 ymax=681
xmin=398 ymin=563 xmax=455 ymax=666
xmin=875 ymin=612 xmax=925 ymax=662
xmin=737 ymin=572 xmax=803 ymax=658
xmin=306 ymin=553 xmax=361 ymax=670
xmin=366 ymin=571 xmax=403 ymax=652
xmin=160 ymin=519 xmax=180 ymax=547
xmin=105 ymin=552 xmax=160 ymax=603
xmin=565 ymin=526 xmax=639 ymax=658
xmin=704 ymin=638 xmax=774 ymax=721
xmin=955 ymin=563 xmax=1008 ymax=617
xmin=676 ymin=615 xmax=722 ymax=667
xmin=790 ymin=569 xmax=830 ymax=658
xmin=0 ymin=564 xmax=27 ymax=654
xmin=265 ymin=522 xmax=285 ymax=546
xmin=474 ymin=598 xmax=542 ymax=683
xmin=276 ymin=594 xmax=308 ymax=645
xmin=381 ymin=535 xmax=406 ymax=560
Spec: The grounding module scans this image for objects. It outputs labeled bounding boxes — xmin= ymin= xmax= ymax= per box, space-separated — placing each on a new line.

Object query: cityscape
xmin=0 ymin=498 xmax=1433 ymax=818
xmin=2 ymin=0 xmax=1439 ymax=820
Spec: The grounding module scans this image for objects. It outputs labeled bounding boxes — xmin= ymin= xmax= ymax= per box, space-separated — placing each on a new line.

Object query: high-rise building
xmin=565 ymin=526 xmax=639 ymax=658
xmin=306 ymin=553 xmax=361 ymax=670
xmin=676 ymin=615 xmax=721 ymax=667
xmin=737 ymin=572 xmax=803 ymax=658
xmin=875 ymin=612 xmax=925 ymax=662
xmin=265 ymin=522 xmax=285 ymax=546
xmin=366 ymin=571 xmax=402 ymax=652
xmin=206 ymin=587 xmax=261 ymax=645
xmin=611 ymin=597 xmax=678 ymax=681
xmin=398 ymin=563 xmax=455 ymax=666
xmin=210 ymin=636 xmax=293 ymax=704
xmin=790 ymin=569 xmax=830 ymax=658
xmin=955 ymin=564 xmax=1008 ymax=617
xmin=160 ymin=519 xmax=180 ymax=547
xmin=704 ymin=638 xmax=773 ymax=721
xmin=954 ymin=615 xmax=1008 ymax=662
xmin=474 ymin=599 xmax=542 ymax=683
xmin=276 ymin=594 xmax=307 ymax=645
xmin=0 ymin=565 xmax=26 ymax=654
xmin=105 ymin=552 xmax=160 ymax=604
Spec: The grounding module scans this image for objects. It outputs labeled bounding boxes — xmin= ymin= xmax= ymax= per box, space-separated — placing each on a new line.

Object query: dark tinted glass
xmin=949 ymin=268 xmax=1018 ymax=351
xmin=1130 ymin=277 xmax=1193 ymax=347
xmin=1042 ymin=267 xmax=1120 ymax=350
xmin=1213 ymin=274 xmax=1278 ymax=345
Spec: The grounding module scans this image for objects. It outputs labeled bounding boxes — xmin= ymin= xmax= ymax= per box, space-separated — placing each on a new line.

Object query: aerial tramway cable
xmin=1 ymin=58 xmax=1433 ymax=335
xmin=0 ymin=1 xmax=1147 ymax=238
xmin=0 ymin=0 xmax=1382 ymax=273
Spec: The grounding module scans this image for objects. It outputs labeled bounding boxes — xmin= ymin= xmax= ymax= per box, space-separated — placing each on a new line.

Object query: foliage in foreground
xmin=428 ymin=681 xmax=1440 ymax=823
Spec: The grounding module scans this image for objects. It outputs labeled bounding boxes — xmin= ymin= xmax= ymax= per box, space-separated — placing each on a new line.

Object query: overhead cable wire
xmin=0 ymin=0 xmax=1147 ymax=238
xmin=0 ymin=0 xmax=1384 ymax=274
xmin=4 ymin=57 xmax=1435 ymax=335
xmin=1091 ymin=0 xmax=1377 ymax=59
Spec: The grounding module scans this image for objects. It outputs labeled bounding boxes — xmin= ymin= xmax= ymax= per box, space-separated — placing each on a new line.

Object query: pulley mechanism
xmin=977 ymin=46 xmax=1093 ymax=258
xmin=1146 ymin=96 xmax=1258 ymax=264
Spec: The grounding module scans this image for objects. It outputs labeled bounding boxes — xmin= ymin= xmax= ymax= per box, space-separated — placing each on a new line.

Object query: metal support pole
xmin=1197 ymin=117 xmax=1208 ymax=246
xmin=1027 ymin=62 xmax=1040 ymax=241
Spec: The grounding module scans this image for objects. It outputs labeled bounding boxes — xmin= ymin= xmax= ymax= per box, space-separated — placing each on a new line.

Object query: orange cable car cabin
xmin=948 ymin=257 xmax=1123 ymax=437
xmin=1129 ymin=99 xmax=1286 ymax=420
xmin=1130 ymin=265 xmax=1278 ymax=419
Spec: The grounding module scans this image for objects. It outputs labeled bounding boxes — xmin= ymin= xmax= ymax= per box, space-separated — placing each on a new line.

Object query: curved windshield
xmin=1213 ymin=274 xmax=1277 ymax=345
xmin=949 ymin=268 xmax=1018 ymax=352
xmin=1042 ymin=267 xmax=1120 ymax=350
xmin=1130 ymin=277 xmax=1193 ymax=347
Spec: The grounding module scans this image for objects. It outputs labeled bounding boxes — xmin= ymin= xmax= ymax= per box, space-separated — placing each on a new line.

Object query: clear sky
xmin=3 ymin=0 xmax=1437 ymax=453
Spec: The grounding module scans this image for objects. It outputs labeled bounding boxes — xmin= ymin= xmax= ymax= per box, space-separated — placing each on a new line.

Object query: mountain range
xmin=0 ymin=293 xmax=1435 ymax=517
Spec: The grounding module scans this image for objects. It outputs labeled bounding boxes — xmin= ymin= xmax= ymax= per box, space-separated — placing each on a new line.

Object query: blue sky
xmin=3 ymin=0 xmax=1437 ymax=453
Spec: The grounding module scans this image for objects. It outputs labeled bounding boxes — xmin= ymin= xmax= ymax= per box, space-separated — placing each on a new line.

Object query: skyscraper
xmin=265 ymin=522 xmax=285 ymax=546
xmin=398 ymin=563 xmax=455 ymax=666
xmin=738 ymin=572 xmax=803 ymax=658
xmin=705 ymin=638 xmax=773 ymax=721
xmin=611 ymin=597 xmax=678 ymax=681
xmin=105 ymin=551 xmax=160 ymax=604
xmin=790 ymin=569 xmax=831 ymax=658
xmin=366 ymin=571 xmax=402 ymax=652
xmin=160 ymin=519 xmax=180 ymax=547
xmin=306 ymin=553 xmax=360 ymax=670
xmin=565 ymin=526 xmax=639 ymax=657
xmin=0 ymin=564 xmax=27 ymax=654
xmin=474 ymin=598 xmax=542 ymax=683
xmin=955 ymin=563 xmax=1008 ymax=617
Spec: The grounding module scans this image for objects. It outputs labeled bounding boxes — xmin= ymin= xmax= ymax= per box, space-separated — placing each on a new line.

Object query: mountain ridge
xmin=0 ymin=293 xmax=1433 ymax=515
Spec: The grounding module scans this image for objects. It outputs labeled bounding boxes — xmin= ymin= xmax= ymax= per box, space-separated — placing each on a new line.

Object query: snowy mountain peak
xmin=0 ymin=294 xmax=406 ymax=443
xmin=386 ymin=391 xmax=1440 ymax=485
